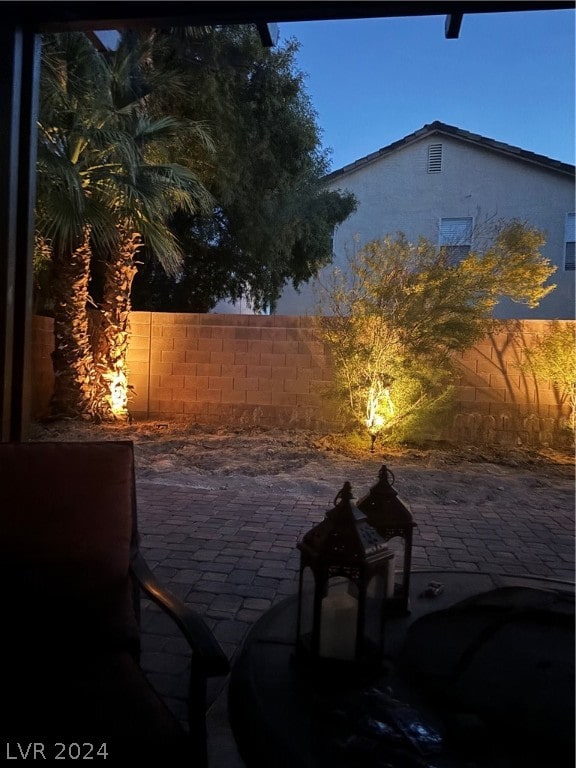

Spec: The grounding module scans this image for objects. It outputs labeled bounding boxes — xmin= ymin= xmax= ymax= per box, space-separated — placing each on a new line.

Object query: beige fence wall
xmin=32 ymin=313 xmax=573 ymax=447
xmin=450 ymin=321 xmax=572 ymax=447
xmin=126 ymin=313 xmax=333 ymax=429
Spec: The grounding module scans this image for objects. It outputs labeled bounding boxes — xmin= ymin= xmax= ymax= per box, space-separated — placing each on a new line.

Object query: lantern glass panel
xmin=365 ymin=564 xmax=393 ymax=650
xmin=365 ymin=578 xmax=383 ymax=651
xmin=387 ymin=536 xmax=406 ymax=594
xmin=368 ymin=554 xmax=396 ymax=600
xmin=299 ymin=566 xmax=315 ymax=640
xmin=319 ymin=577 xmax=358 ymax=660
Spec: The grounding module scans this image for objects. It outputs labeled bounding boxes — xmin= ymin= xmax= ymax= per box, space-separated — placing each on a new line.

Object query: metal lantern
xmin=296 ymin=481 xmax=395 ymax=667
xmin=357 ymin=465 xmax=416 ymax=614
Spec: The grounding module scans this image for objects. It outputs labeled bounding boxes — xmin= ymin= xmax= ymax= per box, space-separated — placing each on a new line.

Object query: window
xmin=427 ymin=143 xmax=442 ymax=173
xmin=439 ymin=217 xmax=473 ymax=262
xmin=565 ymin=213 xmax=575 ymax=271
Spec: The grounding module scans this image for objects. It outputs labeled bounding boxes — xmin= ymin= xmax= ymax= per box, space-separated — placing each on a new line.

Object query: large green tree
xmin=317 ymin=222 xmax=557 ymax=448
xmin=131 ymin=26 xmax=356 ymax=312
xmin=36 ymin=32 xmax=213 ymax=419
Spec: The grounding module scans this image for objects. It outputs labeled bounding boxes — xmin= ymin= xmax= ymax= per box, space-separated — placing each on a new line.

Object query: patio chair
xmin=0 ymin=440 xmax=229 ymax=766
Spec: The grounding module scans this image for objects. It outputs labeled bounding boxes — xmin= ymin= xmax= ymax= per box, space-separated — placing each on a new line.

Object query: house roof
xmin=324 ymin=121 xmax=576 ymax=182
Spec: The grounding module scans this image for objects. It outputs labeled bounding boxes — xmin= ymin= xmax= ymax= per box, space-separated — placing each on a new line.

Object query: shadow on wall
xmin=451 ymin=320 xmax=573 ymax=448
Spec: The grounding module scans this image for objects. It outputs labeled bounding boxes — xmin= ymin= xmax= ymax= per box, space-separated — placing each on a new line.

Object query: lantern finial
xmin=357 ymin=465 xmax=415 ymax=614
xmin=376 ymin=465 xmax=398 ymax=497
xmin=335 ymin=481 xmax=353 ymax=503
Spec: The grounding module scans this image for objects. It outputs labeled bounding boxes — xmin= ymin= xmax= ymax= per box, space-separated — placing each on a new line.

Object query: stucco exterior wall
xmin=275 ymin=134 xmax=575 ymax=319
xmin=31 ymin=314 xmax=573 ymax=448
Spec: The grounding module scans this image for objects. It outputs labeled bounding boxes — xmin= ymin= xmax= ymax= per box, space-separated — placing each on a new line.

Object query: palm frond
xmin=37 ymin=30 xmax=214 ymax=274
xmin=35 ymin=188 xmax=87 ymax=250
xmin=129 ymin=217 xmax=183 ymax=275
xmin=133 ymin=115 xmax=215 ymax=154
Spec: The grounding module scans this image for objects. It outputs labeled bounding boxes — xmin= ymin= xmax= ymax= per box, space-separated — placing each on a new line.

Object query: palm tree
xmin=36 ymin=32 xmax=214 ymax=419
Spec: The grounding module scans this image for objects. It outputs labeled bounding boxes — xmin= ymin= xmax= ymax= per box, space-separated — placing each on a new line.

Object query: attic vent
xmin=428 ymin=143 xmax=443 ymax=173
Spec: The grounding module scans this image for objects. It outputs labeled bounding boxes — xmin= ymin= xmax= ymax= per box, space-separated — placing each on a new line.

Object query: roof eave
xmin=324 ymin=122 xmax=575 ymax=183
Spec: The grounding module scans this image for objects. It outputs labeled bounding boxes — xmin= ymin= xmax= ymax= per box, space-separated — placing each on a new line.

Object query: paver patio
xmin=136 ymin=471 xmax=574 ymax=757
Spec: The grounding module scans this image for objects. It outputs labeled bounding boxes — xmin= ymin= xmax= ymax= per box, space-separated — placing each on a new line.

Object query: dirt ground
xmin=29 ymin=420 xmax=575 ymax=510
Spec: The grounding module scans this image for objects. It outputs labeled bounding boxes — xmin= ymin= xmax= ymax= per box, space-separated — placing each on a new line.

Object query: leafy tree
xmin=36 ymin=32 xmax=213 ymax=419
xmin=317 ymin=222 xmax=556 ymax=448
xmin=519 ymin=321 xmax=576 ymax=431
xmin=35 ymin=27 xmax=353 ymax=420
xmin=131 ymin=26 xmax=356 ymax=312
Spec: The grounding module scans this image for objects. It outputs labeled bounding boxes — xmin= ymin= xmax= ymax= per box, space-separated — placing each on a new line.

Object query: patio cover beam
xmin=445 ymin=13 xmax=464 ymax=38
xmin=2 ymin=2 xmax=574 ymax=31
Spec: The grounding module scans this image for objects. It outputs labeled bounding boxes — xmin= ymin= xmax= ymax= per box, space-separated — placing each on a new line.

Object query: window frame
xmin=565 ymin=213 xmax=575 ymax=271
xmin=438 ymin=216 xmax=474 ymax=263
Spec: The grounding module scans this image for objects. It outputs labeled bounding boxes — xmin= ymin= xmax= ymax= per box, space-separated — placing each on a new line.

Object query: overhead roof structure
xmin=2 ymin=2 xmax=574 ymax=38
xmin=325 ymin=121 xmax=576 ymax=182
xmin=1 ymin=1 xmax=574 ymax=441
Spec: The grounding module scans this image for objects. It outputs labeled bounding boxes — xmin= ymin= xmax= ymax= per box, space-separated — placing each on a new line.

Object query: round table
xmin=228 ymin=571 xmax=574 ymax=768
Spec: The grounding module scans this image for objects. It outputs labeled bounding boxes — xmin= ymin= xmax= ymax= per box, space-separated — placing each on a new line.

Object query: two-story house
xmin=274 ymin=121 xmax=575 ymax=319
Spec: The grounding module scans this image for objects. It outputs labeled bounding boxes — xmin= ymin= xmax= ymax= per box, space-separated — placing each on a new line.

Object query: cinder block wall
xmin=32 ymin=314 xmax=573 ymax=447
xmin=450 ymin=321 xmax=573 ymax=447
xmin=126 ymin=313 xmax=335 ymax=429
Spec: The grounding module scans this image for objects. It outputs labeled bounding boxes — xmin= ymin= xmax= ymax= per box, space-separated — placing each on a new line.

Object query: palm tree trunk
xmin=93 ymin=231 xmax=143 ymax=420
xmin=50 ymin=229 xmax=98 ymax=418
